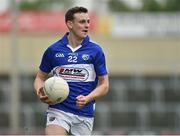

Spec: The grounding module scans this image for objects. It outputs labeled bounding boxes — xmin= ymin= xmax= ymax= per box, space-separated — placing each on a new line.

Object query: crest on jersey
xmin=82 ymin=54 xmax=89 ymax=61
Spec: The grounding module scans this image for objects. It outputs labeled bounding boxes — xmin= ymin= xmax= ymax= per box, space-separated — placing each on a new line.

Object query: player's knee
xmin=45 ymin=124 xmax=68 ymax=135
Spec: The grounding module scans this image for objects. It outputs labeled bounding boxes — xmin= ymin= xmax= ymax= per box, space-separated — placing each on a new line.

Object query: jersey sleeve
xmin=39 ymin=47 xmax=52 ymax=73
xmin=94 ymin=48 xmax=108 ymax=76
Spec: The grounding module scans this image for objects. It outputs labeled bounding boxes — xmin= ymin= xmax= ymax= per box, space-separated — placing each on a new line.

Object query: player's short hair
xmin=65 ymin=7 xmax=88 ymax=22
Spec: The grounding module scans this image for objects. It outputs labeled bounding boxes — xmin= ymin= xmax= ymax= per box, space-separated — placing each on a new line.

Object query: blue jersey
xmin=39 ymin=32 xmax=108 ymax=117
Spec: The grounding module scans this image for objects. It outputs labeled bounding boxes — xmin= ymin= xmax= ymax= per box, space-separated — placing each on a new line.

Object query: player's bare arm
xmin=76 ymin=75 xmax=109 ymax=108
xmin=34 ymin=70 xmax=53 ymax=104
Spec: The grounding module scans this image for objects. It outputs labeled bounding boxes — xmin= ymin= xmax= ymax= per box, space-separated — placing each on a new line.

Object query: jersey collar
xmin=61 ymin=32 xmax=90 ymax=47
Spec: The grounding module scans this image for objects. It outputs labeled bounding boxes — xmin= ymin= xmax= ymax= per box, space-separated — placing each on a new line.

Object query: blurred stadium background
xmin=0 ymin=0 xmax=180 ymax=135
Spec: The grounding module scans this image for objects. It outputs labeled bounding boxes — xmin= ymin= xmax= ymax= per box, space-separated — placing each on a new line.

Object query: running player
xmin=34 ymin=6 xmax=109 ymax=135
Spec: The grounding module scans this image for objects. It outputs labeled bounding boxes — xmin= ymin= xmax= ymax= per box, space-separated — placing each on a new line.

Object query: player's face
xmin=69 ymin=13 xmax=90 ymax=39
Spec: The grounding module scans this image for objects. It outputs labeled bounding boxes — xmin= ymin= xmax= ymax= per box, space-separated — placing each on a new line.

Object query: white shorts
xmin=46 ymin=108 xmax=94 ymax=135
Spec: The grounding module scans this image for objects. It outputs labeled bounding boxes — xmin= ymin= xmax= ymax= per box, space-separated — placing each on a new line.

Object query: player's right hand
xmin=37 ymin=87 xmax=53 ymax=104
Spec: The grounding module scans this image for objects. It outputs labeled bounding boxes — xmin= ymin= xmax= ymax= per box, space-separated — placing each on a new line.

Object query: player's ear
xmin=66 ymin=20 xmax=73 ymax=29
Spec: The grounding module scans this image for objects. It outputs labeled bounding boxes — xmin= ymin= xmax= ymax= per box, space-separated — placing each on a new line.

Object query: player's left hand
xmin=76 ymin=95 xmax=89 ymax=108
